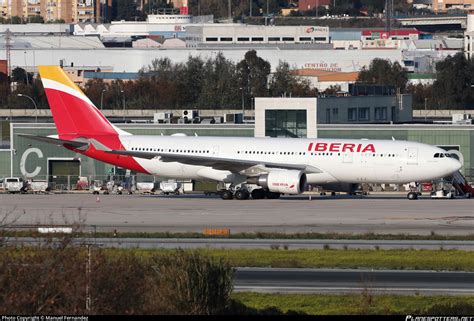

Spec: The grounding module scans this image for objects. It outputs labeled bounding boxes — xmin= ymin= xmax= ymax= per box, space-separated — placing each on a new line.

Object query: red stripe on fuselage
xmin=66 ymin=143 xmax=150 ymax=175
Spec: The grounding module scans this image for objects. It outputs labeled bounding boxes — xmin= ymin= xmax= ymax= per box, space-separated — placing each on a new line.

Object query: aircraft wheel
xmin=407 ymin=192 xmax=418 ymax=200
xmin=251 ymin=188 xmax=265 ymax=200
xmin=221 ymin=190 xmax=234 ymax=200
xmin=466 ymin=193 xmax=472 ymax=199
xmin=265 ymin=191 xmax=281 ymax=199
xmin=235 ymin=189 xmax=250 ymax=200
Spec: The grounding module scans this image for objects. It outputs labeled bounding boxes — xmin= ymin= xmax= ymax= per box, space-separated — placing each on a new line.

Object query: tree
xmin=176 ymin=56 xmax=205 ymax=108
xmin=83 ymin=78 xmax=108 ymax=108
xmin=198 ymin=53 xmax=240 ymax=109
xmin=113 ymin=0 xmax=146 ymax=21
xmin=28 ymin=15 xmax=44 ymax=23
xmin=11 ymin=67 xmax=33 ymax=85
xmin=144 ymin=0 xmax=173 ymax=14
xmin=357 ymin=58 xmax=408 ymax=91
xmin=10 ymin=16 xmax=22 ymax=24
xmin=432 ymin=53 xmax=474 ymax=109
xmin=237 ymin=50 xmax=271 ymax=107
xmin=46 ymin=19 xmax=66 ymax=23
xmin=269 ymin=61 xmax=315 ymax=97
xmin=406 ymin=83 xmax=434 ymax=110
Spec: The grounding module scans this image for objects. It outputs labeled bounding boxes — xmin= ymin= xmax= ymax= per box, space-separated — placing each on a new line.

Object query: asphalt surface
xmin=234 ymin=268 xmax=474 ymax=295
xmin=1 ymin=193 xmax=473 ymax=235
xmin=7 ymin=237 xmax=474 ymax=250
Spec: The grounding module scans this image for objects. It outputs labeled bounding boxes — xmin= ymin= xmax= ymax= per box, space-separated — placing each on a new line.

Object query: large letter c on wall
xmin=20 ymin=148 xmax=43 ymax=178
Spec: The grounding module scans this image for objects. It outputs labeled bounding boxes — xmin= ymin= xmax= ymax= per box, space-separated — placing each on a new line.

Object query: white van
xmin=5 ymin=177 xmax=24 ymax=193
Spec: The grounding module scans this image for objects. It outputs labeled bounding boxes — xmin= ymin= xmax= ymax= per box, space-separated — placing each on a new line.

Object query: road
xmin=1 ymin=193 xmax=473 ymax=235
xmin=6 ymin=237 xmax=474 ymax=250
xmin=234 ymin=268 xmax=474 ymax=295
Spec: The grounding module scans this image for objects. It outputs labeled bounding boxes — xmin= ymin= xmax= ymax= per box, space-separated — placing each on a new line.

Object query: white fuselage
xmin=118 ymin=136 xmax=461 ymax=185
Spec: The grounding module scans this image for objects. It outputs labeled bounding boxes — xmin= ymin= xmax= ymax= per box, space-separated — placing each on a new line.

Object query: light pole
xmin=120 ymin=90 xmax=125 ymax=122
xmin=23 ymin=51 xmax=29 ymax=86
xmin=100 ymin=89 xmax=106 ymax=111
xmin=17 ymin=93 xmax=37 ymax=123
xmin=424 ymin=97 xmax=428 ymax=122
xmin=240 ymin=87 xmax=245 ymax=121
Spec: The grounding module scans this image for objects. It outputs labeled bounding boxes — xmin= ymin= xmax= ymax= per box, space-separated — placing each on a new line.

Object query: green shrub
xmin=145 ymin=249 xmax=234 ymax=315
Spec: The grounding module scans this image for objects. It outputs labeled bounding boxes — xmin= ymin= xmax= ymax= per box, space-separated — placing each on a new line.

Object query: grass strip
xmin=3 ymin=246 xmax=474 ymax=271
xmin=102 ymin=248 xmax=474 ymax=271
xmin=232 ymin=292 xmax=474 ymax=315
xmin=5 ymin=230 xmax=474 ymax=241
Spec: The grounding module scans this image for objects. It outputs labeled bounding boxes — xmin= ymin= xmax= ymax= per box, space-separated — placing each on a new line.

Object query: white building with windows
xmin=254 ymin=93 xmax=413 ymax=138
xmin=465 ymin=13 xmax=474 ymax=60
xmin=185 ymin=25 xmax=330 ymax=48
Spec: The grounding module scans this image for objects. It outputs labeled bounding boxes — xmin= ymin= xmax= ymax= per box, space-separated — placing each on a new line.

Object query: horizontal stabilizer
xmin=18 ymin=134 xmax=89 ymax=149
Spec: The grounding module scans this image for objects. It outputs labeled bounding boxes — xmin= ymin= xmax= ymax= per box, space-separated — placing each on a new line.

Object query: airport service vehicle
xmin=430 ymin=189 xmax=456 ymax=199
xmin=29 ymin=180 xmax=49 ymax=193
xmin=160 ymin=181 xmax=182 ymax=195
xmin=21 ymin=66 xmax=463 ymax=200
xmin=4 ymin=177 xmax=24 ymax=194
xmin=136 ymin=182 xmax=155 ymax=194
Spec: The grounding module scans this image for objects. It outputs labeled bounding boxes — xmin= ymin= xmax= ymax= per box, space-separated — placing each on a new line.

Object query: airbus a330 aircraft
xmin=22 ymin=66 xmax=462 ymax=200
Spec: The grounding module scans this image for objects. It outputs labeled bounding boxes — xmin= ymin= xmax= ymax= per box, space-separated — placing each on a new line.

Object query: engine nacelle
xmin=248 ymin=170 xmax=307 ymax=194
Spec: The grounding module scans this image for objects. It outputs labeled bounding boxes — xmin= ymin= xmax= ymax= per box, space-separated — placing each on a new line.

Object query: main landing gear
xmin=407 ymin=191 xmax=418 ymax=200
xmin=219 ymin=188 xmax=280 ymax=200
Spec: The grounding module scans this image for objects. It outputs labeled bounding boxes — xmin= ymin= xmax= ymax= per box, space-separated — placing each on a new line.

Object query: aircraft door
xmin=407 ymin=148 xmax=418 ymax=165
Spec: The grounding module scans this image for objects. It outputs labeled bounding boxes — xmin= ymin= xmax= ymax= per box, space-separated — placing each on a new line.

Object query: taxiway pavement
xmin=1 ymin=193 xmax=473 ymax=235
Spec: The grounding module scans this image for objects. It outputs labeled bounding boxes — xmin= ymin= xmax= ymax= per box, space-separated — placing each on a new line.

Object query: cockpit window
xmin=434 ymin=153 xmax=439 ymax=158
xmin=440 ymin=153 xmax=444 ymax=158
xmin=445 ymin=153 xmax=451 ymax=157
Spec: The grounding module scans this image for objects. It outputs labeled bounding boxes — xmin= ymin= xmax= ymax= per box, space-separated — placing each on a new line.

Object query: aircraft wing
xmin=106 ymin=150 xmax=322 ymax=174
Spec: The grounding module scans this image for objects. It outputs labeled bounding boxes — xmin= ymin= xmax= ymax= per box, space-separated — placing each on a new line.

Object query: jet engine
xmin=247 ymin=170 xmax=307 ymax=194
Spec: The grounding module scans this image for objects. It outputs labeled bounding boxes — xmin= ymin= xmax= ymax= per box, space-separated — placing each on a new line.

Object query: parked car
xmin=4 ymin=177 xmax=25 ymax=194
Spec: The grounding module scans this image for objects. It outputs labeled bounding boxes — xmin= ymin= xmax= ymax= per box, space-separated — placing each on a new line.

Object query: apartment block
xmin=1 ymin=0 xmax=99 ymax=22
xmin=432 ymin=0 xmax=474 ymax=12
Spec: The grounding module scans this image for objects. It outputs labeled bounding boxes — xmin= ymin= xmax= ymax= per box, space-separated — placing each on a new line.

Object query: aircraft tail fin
xmin=38 ymin=66 xmax=130 ymax=139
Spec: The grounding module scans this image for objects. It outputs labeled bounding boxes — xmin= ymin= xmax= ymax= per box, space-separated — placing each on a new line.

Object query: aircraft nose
xmin=450 ymin=158 xmax=462 ymax=172
xmin=451 ymin=159 xmax=462 ymax=171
